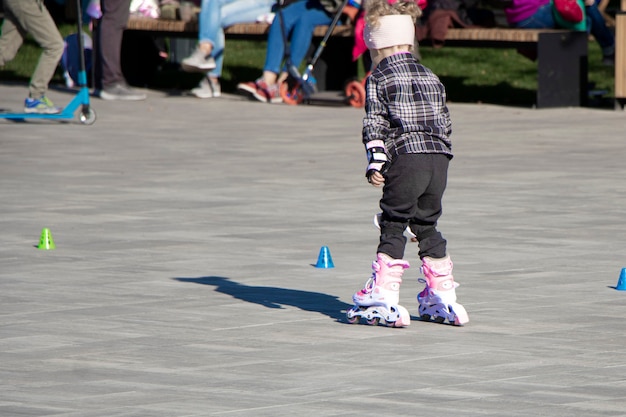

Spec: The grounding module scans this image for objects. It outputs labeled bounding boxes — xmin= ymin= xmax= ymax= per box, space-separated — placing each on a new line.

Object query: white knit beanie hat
xmin=364 ymin=14 xmax=415 ymax=50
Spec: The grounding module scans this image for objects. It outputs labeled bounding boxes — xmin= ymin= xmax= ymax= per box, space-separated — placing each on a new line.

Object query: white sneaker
xmin=191 ymin=76 xmax=221 ymax=98
xmin=181 ymin=47 xmax=216 ymax=72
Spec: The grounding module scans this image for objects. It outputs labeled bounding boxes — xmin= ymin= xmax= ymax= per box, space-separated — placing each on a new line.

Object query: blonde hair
xmin=364 ymin=0 xmax=422 ymax=28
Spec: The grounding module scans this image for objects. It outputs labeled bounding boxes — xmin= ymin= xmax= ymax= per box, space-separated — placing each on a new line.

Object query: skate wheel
xmin=434 ymin=316 xmax=446 ymax=324
xmin=344 ymin=80 xmax=366 ymax=108
xmin=346 ymin=313 xmax=359 ymax=324
xmin=279 ymin=81 xmax=304 ymax=105
xmin=366 ymin=317 xmax=380 ymax=326
xmin=420 ymin=314 xmax=432 ymax=322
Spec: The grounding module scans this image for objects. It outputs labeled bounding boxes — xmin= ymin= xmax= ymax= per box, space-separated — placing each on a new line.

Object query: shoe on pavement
xmin=98 ymin=83 xmax=147 ymax=101
xmin=237 ymin=78 xmax=282 ymax=103
xmin=191 ymin=76 xmax=221 ymax=98
xmin=24 ymin=96 xmax=62 ymax=114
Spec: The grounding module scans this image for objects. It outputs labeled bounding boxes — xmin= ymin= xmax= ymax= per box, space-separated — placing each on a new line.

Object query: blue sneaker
xmin=24 ymin=96 xmax=62 ymax=114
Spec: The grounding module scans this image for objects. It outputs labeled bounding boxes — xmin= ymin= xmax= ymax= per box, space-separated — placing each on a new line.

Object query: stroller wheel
xmin=344 ymin=80 xmax=366 ymax=108
xmin=280 ymin=81 xmax=304 ymax=106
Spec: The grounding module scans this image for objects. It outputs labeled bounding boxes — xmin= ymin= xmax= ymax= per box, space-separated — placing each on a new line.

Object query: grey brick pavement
xmin=1 ymin=84 xmax=626 ymax=416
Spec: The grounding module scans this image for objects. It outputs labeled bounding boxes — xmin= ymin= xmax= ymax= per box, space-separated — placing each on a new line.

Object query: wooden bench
xmin=126 ymin=16 xmax=588 ymax=108
xmin=428 ymin=28 xmax=588 ymax=108
xmin=125 ymin=17 xmax=356 ymax=92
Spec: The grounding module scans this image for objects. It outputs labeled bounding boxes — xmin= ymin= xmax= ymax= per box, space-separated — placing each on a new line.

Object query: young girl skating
xmin=346 ymin=0 xmax=469 ymax=327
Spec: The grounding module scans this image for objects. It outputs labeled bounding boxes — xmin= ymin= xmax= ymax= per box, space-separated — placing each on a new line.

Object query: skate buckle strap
xmin=359 ymin=277 xmax=375 ymax=294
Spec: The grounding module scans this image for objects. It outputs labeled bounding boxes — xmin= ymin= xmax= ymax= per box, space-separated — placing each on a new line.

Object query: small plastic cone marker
xmin=616 ymin=268 xmax=626 ymax=291
xmin=38 ymin=228 xmax=56 ymax=250
xmin=315 ymin=246 xmax=334 ymax=268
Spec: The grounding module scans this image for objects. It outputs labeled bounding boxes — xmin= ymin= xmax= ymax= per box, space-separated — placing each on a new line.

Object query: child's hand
xmin=368 ymin=171 xmax=385 ymax=187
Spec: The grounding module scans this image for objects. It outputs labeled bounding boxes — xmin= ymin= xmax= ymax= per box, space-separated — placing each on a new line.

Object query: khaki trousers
xmin=0 ymin=0 xmax=64 ymax=97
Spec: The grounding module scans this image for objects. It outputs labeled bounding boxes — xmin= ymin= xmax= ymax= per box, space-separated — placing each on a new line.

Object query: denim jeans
xmin=263 ymin=0 xmax=333 ymax=75
xmin=513 ymin=3 xmax=614 ymax=56
xmin=198 ymin=0 xmax=275 ymax=77
xmin=585 ymin=3 xmax=614 ymax=56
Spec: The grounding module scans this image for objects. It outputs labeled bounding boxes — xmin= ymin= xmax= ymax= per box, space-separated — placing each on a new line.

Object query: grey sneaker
xmin=181 ymin=47 xmax=217 ymax=72
xmin=191 ymin=76 xmax=221 ymax=98
xmin=98 ymin=83 xmax=147 ymax=101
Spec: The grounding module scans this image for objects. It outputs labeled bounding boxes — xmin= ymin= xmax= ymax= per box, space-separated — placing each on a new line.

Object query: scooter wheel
xmin=345 ymin=80 xmax=366 ymax=108
xmin=279 ymin=82 xmax=304 ymax=106
xmin=79 ymin=108 xmax=97 ymax=125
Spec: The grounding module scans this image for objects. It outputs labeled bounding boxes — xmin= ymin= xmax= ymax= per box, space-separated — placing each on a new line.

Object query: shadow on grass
xmin=438 ymin=76 xmax=537 ymax=107
xmin=174 ymin=276 xmax=352 ymax=322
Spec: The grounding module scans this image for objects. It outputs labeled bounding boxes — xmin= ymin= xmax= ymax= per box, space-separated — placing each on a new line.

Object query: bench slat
xmin=126 ymin=17 xmax=352 ymax=37
xmin=127 ymin=17 xmax=576 ymax=43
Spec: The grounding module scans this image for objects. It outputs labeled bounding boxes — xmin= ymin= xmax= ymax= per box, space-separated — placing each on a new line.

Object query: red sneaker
xmin=237 ymin=78 xmax=283 ymax=103
xmin=553 ymin=0 xmax=583 ymax=23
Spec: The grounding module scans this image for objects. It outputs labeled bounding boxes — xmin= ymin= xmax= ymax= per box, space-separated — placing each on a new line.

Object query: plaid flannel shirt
xmin=363 ymin=52 xmax=453 ymax=164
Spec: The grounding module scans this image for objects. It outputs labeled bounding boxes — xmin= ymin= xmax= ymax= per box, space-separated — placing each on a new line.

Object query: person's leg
xmin=287 ymin=0 xmax=333 ymax=71
xmin=262 ymin=0 xmax=309 ymax=79
xmin=99 ymin=0 xmax=130 ymax=88
xmin=237 ymin=0 xmax=305 ymax=102
xmin=96 ymin=0 xmax=146 ymax=99
xmin=198 ymin=0 xmax=220 ymax=48
xmin=0 ymin=9 xmax=25 ymax=67
xmin=585 ymin=3 xmax=615 ymax=59
xmin=20 ymin=1 xmax=64 ymax=98
xmin=378 ymin=154 xmax=449 ymax=260
xmin=182 ymin=0 xmax=219 ymax=72
xmin=207 ymin=0 xmax=274 ymax=78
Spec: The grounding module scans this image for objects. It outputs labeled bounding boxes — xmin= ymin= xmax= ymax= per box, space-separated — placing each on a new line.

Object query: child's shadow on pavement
xmin=174 ymin=276 xmax=352 ymax=322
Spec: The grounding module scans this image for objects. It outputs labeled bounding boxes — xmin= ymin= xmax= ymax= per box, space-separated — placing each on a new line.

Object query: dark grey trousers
xmin=377 ymin=153 xmax=450 ymax=260
xmin=94 ymin=0 xmax=130 ymax=89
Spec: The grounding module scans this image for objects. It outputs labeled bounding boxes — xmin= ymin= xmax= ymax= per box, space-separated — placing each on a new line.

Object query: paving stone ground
xmin=1 ymin=84 xmax=626 ymax=416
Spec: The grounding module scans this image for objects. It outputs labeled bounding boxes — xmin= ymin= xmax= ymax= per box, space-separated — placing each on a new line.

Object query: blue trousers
xmin=198 ymin=0 xmax=275 ymax=77
xmin=263 ymin=0 xmax=333 ymax=75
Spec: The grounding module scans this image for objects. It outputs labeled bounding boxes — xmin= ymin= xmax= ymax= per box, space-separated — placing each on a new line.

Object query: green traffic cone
xmin=37 ymin=228 xmax=56 ymax=250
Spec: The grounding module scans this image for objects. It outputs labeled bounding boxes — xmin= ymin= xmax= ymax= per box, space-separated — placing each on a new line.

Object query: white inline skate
xmin=347 ymin=253 xmax=412 ymax=327
xmin=417 ymin=255 xmax=469 ymax=325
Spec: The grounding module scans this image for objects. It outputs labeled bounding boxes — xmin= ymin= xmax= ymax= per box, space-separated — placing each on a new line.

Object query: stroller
xmin=277 ymin=0 xmax=366 ymax=108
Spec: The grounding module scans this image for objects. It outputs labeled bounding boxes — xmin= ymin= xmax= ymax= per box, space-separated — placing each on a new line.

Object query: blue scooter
xmin=0 ymin=0 xmax=96 ymax=125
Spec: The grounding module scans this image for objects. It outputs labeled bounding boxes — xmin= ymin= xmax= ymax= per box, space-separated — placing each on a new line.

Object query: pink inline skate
xmin=347 ymin=253 xmax=412 ymax=327
xmin=417 ymin=255 xmax=469 ymax=325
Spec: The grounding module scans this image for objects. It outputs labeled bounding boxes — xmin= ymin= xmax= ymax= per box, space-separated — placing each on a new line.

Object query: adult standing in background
xmin=94 ymin=0 xmax=147 ymax=100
